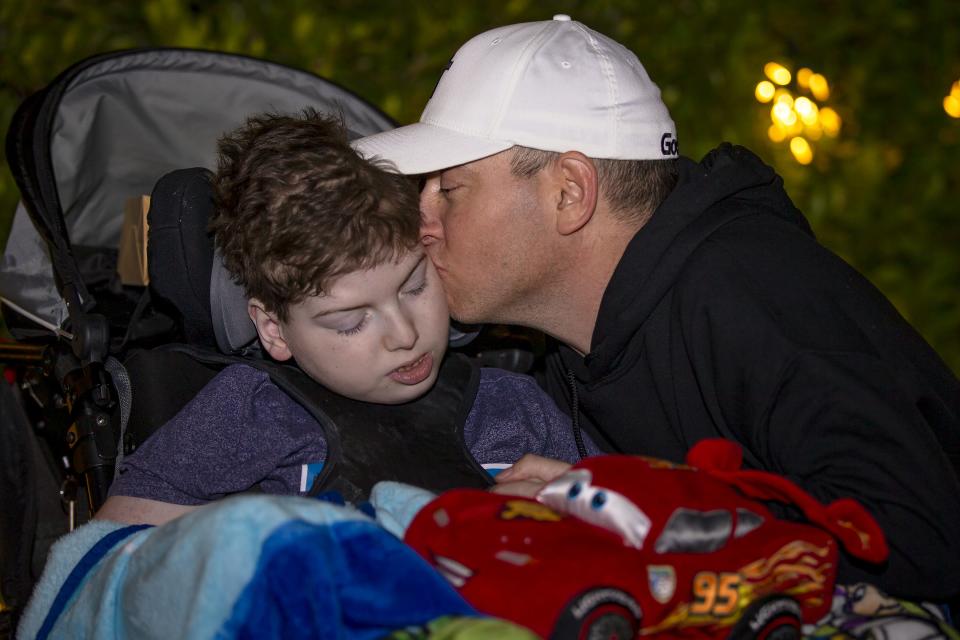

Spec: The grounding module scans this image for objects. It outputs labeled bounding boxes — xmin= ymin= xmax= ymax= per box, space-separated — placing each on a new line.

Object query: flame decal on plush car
xmin=538 ymin=469 xmax=653 ymax=549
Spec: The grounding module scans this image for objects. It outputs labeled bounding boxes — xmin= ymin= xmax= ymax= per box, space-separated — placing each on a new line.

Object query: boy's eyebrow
xmin=310 ymin=256 xmax=426 ymax=319
xmin=311 ymin=304 xmax=364 ymax=319
xmin=402 ymin=255 xmax=427 ymax=283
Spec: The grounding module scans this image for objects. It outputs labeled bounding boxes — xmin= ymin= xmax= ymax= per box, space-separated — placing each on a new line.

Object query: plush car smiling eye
xmin=538 ymin=469 xmax=652 ymax=549
xmin=590 ymin=491 xmax=607 ymax=510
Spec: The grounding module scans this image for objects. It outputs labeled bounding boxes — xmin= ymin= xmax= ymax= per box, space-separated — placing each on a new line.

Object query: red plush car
xmin=404 ymin=439 xmax=887 ymax=639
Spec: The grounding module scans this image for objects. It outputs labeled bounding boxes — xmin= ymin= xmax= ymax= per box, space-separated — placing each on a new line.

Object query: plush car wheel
xmin=550 ymin=588 xmax=641 ymax=640
xmin=728 ymin=595 xmax=802 ymax=640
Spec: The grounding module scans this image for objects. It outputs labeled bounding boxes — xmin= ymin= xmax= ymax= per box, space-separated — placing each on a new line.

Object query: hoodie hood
xmin=583 ymin=144 xmax=811 ymax=381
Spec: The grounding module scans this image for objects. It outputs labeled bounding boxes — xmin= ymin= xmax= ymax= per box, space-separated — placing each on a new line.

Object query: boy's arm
xmin=95 ymin=495 xmax=200 ymax=525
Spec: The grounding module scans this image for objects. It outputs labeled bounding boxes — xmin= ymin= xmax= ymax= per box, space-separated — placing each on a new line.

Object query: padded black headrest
xmin=147 ymin=168 xmax=256 ymax=353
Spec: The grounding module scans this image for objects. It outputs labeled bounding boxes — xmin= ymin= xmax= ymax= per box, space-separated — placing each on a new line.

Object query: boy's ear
xmin=553 ymin=152 xmax=599 ymax=236
xmin=248 ymin=300 xmax=293 ymax=362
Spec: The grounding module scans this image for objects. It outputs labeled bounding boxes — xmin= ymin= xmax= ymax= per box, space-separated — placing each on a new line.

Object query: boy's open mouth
xmin=389 ymin=352 xmax=433 ymax=385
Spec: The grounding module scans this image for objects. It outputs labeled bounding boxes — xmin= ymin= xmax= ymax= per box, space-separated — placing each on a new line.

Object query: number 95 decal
xmin=690 ymin=572 xmax=741 ymax=617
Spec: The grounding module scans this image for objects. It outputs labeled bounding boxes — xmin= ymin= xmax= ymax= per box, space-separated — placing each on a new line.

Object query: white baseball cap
xmin=353 ymin=15 xmax=677 ymax=175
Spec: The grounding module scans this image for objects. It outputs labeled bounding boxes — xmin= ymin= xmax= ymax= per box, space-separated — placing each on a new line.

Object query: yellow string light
xmin=794 ymin=97 xmax=820 ymax=125
xmin=772 ymin=102 xmax=797 ymax=127
xmin=796 ymin=67 xmax=813 ymax=90
xmin=945 ymin=95 xmax=960 ymax=119
xmin=764 ymin=62 xmax=792 ymax=86
xmin=819 ymin=107 xmax=842 ymax=136
xmin=945 ymin=81 xmax=960 ymax=118
xmin=774 ymin=89 xmax=794 ymax=107
xmin=755 ymin=81 xmax=776 ymax=103
xmin=790 ymin=136 xmax=814 ymax=164
xmin=768 ymin=124 xmax=787 ymax=142
xmin=808 ymin=73 xmax=830 ymax=101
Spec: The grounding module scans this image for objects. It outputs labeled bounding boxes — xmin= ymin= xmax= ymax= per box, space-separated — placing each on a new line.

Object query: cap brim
xmin=351 ymin=122 xmax=513 ymax=175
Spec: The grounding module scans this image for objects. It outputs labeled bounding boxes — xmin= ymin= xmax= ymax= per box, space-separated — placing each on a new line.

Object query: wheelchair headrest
xmin=209 ymin=249 xmax=258 ymax=353
xmin=148 ymin=168 xmax=257 ymax=353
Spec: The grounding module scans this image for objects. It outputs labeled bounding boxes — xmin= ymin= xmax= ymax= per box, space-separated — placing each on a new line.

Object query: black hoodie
xmin=544 ymin=144 xmax=960 ymax=600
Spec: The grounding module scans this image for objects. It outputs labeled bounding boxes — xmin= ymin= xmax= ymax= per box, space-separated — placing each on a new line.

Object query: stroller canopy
xmin=2 ymin=48 xmax=395 ymax=334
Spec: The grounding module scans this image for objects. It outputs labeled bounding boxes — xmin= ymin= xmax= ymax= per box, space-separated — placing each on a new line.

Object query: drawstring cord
xmin=566 ymin=369 xmax=588 ymax=459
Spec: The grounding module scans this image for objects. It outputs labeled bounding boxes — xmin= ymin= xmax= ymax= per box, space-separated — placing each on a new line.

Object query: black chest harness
xmin=123 ymin=346 xmax=492 ymax=503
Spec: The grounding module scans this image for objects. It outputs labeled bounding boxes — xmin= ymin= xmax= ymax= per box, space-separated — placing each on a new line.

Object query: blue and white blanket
xmin=17 ymin=484 xmax=519 ymax=640
xmin=18 ymin=483 xmax=956 ymax=639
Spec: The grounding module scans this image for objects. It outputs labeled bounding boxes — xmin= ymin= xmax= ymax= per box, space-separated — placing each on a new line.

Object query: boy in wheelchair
xmin=95 ymin=110 xmax=600 ymax=526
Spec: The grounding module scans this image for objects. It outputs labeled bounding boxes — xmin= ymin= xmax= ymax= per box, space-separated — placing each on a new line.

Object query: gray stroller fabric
xmin=0 ymin=203 xmax=67 ymax=330
xmin=1 ymin=48 xmax=395 ymax=332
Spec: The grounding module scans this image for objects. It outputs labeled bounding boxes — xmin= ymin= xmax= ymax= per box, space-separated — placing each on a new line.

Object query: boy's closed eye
xmin=401 ymin=256 xmax=429 ymax=296
xmin=335 ymin=313 xmax=369 ymax=336
xmin=314 ymin=308 xmax=368 ymax=335
xmin=404 ymin=280 xmax=428 ymax=296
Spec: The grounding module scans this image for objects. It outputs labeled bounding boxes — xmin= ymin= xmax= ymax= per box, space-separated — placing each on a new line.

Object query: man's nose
xmin=383 ymin=307 xmax=419 ymax=351
xmin=419 ymin=177 xmax=443 ymax=247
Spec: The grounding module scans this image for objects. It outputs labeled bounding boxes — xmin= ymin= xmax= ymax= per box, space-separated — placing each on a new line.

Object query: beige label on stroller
xmin=118 ymin=195 xmax=150 ymax=286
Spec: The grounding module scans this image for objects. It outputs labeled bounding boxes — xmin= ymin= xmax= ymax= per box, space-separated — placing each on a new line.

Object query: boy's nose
xmin=384 ymin=309 xmax=418 ymax=351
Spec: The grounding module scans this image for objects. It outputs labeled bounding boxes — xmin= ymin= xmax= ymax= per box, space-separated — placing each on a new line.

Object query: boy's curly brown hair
xmin=210 ymin=109 xmax=420 ymax=321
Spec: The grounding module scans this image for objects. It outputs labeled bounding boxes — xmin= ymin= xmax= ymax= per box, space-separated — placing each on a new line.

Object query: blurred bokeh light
xmin=757 ymin=62 xmax=840 ymax=165
xmin=945 ymin=81 xmax=960 ymax=118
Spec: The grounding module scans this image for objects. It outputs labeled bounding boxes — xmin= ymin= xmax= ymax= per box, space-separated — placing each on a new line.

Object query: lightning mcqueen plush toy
xmin=404 ymin=439 xmax=888 ymax=639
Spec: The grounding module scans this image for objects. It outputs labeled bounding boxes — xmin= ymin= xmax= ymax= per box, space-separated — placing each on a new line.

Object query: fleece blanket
xmin=17 ymin=483 xmax=957 ymax=639
xmin=16 ymin=489 xmax=536 ymax=640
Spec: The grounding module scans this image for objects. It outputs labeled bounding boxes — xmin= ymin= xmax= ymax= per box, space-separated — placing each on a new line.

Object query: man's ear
xmin=248 ymin=300 xmax=293 ymax=361
xmin=554 ymin=151 xmax=599 ymax=236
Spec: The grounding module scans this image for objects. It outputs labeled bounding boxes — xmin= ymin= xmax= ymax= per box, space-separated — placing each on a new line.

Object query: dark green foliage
xmin=1 ymin=0 xmax=957 ymax=372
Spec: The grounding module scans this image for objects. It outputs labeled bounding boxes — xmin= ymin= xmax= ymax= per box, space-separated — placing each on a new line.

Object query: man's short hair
xmin=510 ymin=146 xmax=679 ymax=224
xmin=211 ymin=109 xmax=420 ymax=321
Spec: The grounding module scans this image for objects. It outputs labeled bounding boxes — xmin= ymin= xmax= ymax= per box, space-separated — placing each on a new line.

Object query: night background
xmin=1 ymin=0 xmax=957 ymax=373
